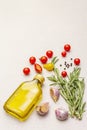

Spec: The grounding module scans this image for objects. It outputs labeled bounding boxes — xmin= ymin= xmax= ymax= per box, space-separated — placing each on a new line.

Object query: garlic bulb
xmin=50 ymin=87 xmax=60 ymax=102
xmin=36 ymin=102 xmax=49 ymax=116
xmin=55 ymin=108 xmax=68 ymax=121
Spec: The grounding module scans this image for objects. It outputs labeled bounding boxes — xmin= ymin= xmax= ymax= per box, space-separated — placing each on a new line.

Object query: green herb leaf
xmin=51 ymin=56 xmax=59 ymax=64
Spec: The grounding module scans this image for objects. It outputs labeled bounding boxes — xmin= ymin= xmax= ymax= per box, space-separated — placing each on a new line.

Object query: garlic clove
xmin=55 ymin=108 xmax=68 ymax=121
xmin=36 ymin=102 xmax=49 ymax=116
xmin=50 ymin=87 xmax=60 ymax=102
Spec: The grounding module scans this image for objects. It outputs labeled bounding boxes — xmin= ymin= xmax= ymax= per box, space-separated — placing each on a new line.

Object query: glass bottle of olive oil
xmin=3 ymin=74 xmax=45 ymax=121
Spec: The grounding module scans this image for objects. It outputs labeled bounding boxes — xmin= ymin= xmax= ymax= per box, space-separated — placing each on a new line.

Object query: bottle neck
xmin=33 ymin=74 xmax=44 ymax=85
xmin=34 ymin=79 xmax=41 ymax=85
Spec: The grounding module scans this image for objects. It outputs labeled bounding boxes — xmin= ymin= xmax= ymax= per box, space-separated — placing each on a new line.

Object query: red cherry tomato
xmin=23 ymin=67 xmax=30 ymax=75
xmin=61 ymin=71 xmax=67 ymax=78
xmin=34 ymin=63 xmax=42 ymax=73
xmin=40 ymin=56 xmax=48 ymax=64
xmin=61 ymin=51 xmax=67 ymax=57
xmin=64 ymin=44 xmax=71 ymax=52
xmin=29 ymin=56 xmax=36 ymax=64
xmin=74 ymin=58 xmax=80 ymax=65
xmin=46 ymin=50 xmax=53 ymax=58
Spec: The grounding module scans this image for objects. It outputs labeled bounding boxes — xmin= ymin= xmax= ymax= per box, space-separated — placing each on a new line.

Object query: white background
xmin=0 ymin=0 xmax=87 ymax=130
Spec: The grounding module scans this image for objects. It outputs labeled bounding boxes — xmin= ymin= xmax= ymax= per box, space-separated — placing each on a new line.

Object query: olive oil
xmin=3 ymin=74 xmax=44 ymax=121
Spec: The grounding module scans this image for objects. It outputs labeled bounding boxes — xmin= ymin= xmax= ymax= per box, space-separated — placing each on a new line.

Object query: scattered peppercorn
xmin=64 ymin=68 xmax=66 ymax=70
xmin=70 ymin=63 xmax=73 ymax=66
xmin=60 ymin=64 xmax=62 ymax=67
xmin=70 ymin=58 xmax=73 ymax=60
xmin=64 ymin=61 xmax=67 ymax=65
xmin=66 ymin=64 xmax=70 ymax=68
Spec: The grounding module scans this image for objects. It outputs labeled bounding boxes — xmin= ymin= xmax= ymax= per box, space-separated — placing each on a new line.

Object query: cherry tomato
xmin=40 ymin=56 xmax=48 ymax=64
xmin=46 ymin=50 xmax=53 ymax=58
xmin=29 ymin=56 xmax=36 ymax=64
xmin=74 ymin=58 xmax=80 ymax=65
xmin=34 ymin=63 xmax=42 ymax=73
xmin=61 ymin=51 xmax=67 ymax=57
xmin=23 ymin=67 xmax=30 ymax=75
xmin=64 ymin=44 xmax=71 ymax=52
xmin=61 ymin=71 xmax=67 ymax=78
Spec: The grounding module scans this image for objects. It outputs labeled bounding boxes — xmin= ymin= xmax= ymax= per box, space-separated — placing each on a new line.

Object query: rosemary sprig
xmin=48 ymin=67 xmax=86 ymax=120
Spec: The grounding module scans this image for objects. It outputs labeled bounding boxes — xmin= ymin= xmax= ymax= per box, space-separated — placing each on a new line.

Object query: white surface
xmin=0 ymin=0 xmax=87 ymax=130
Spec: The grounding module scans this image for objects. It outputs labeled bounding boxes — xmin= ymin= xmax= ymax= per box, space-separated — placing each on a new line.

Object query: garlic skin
xmin=50 ymin=87 xmax=60 ymax=102
xmin=36 ymin=102 xmax=49 ymax=116
xmin=55 ymin=108 xmax=68 ymax=121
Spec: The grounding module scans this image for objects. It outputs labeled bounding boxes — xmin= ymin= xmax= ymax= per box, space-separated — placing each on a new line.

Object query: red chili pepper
xmin=34 ymin=63 xmax=42 ymax=73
